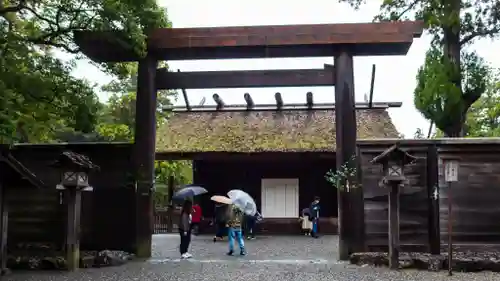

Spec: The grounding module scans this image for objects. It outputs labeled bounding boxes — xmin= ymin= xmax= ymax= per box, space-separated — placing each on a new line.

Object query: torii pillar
xmin=334 ymin=51 xmax=365 ymax=260
xmin=133 ymin=55 xmax=158 ymax=258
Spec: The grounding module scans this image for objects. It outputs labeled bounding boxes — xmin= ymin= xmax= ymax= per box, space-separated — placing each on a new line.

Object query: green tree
xmin=0 ymin=0 xmax=170 ymax=143
xmin=99 ymin=65 xmax=175 ymax=136
xmin=99 ymin=70 xmax=192 ymax=198
xmin=0 ymin=0 xmax=170 ymax=77
xmin=339 ymin=0 xmax=500 ymax=136
xmin=0 ymin=41 xmax=101 ymax=142
xmin=414 ymin=47 xmax=488 ymax=136
xmin=465 ymin=70 xmax=500 ymax=137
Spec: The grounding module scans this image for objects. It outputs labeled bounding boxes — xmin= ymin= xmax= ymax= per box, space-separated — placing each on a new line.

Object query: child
xmin=299 ymin=208 xmax=312 ymax=235
xmin=226 ymin=205 xmax=246 ymax=256
xmin=179 ymin=200 xmax=193 ymax=259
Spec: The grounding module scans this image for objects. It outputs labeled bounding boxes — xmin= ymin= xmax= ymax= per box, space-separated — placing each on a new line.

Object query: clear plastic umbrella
xmin=227 ymin=189 xmax=257 ymax=216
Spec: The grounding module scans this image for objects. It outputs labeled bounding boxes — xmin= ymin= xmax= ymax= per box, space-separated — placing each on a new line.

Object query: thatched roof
xmin=156 ymin=109 xmax=399 ymax=153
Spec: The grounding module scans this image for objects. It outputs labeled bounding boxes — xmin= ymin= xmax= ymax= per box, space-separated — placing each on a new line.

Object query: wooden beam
xmin=388 ymin=182 xmax=400 ymax=269
xmin=244 ymin=93 xmax=254 ymax=109
xmin=74 ymin=21 xmax=424 ymax=62
xmin=427 ymin=145 xmax=440 ymax=255
xmin=275 ymin=93 xmax=284 ymax=110
xmin=164 ymin=102 xmax=402 ymax=113
xmin=368 ymin=64 xmax=376 ymax=108
xmin=177 ymin=70 xmax=191 ymax=110
xmin=0 ymin=184 xmax=8 ymax=276
xmin=306 ymin=92 xmax=313 ymax=109
xmin=155 ymin=67 xmax=336 ymax=89
xmin=65 ymin=188 xmax=82 ymax=271
xmin=213 ymin=94 xmax=225 ymax=110
xmin=148 ymin=21 xmax=423 ymax=49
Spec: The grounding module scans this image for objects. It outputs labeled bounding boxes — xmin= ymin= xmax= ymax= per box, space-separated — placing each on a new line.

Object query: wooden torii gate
xmin=74 ymin=21 xmax=423 ymax=259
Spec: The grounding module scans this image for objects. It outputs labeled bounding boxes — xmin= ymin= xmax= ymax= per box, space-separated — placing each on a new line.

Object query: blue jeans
xmin=312 ymin=220 xmax=318 ymax=234
xmin=228 ymin=227 xmax=245 ymax=252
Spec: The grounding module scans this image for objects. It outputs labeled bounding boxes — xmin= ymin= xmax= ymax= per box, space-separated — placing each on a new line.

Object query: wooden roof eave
xmin=0 ymin=153 xmax=47 ymax=189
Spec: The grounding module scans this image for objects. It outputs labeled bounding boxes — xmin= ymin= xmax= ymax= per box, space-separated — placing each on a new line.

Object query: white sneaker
xmin=184 ymin=253 xmax=193 ymax=258
xmin=181 ymin=253 xmax=188 ymax=259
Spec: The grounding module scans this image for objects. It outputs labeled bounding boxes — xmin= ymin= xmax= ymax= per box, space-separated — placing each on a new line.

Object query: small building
xmin=156 ymin=108 xmax=399 ymax=234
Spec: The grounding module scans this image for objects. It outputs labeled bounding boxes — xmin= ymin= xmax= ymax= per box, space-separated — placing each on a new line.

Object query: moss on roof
xmin=156 ymin=109 xmax=399 ymax=153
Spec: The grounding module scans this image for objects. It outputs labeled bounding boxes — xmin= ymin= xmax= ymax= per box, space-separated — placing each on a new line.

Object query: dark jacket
xmin=309 ymin=202 xmax=320 ymax=220
xmin=246 ymin=211 xmax=262 ymax=223
xmin=179 ymin=212 xmax=191 ymax=232
xmin=214 ymin=204 xmax=229 ymax=223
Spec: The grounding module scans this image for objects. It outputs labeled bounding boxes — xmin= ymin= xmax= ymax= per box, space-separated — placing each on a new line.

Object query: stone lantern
xmin=371 ymin=144 xmax=418 ymax=270
xmin=51 ymin=151 xmax=99 ymax=271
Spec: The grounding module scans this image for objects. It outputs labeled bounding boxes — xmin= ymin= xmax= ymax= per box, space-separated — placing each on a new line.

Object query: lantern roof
xmin=371 ymin=143 xmax=418 ymax=166
xmin=51 ymin=151 xmax=100 ymax=172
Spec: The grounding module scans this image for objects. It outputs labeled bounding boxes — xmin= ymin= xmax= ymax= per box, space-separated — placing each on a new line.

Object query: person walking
xmin=191 ymin=202 xmax=202 ymax=235
xmin=213 ymin=203 xmax=228 ymax=242
xmin=179 ymin=200 xmax=193 ymax=259
xmin=244 ymin=211 xmax=262 ymax=240
xmin=309 ymin=196 xmax=321 ymax=238
xmin=227 ymin=204 xmax=246 ymax=256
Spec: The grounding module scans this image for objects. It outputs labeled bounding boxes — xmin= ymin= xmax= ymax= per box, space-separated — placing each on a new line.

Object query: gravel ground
xmin=5 ymin=235 xmax=500 ymax=281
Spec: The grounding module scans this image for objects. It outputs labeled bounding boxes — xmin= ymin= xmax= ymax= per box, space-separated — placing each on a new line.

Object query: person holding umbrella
xmin=244 ymin=211 xmax=262 ymax=240
xmin=179 ymin=199 xmax=193 ymax=259
xmin=226 ymin=204 xmax=246 ymax=256
xmin=210 ymin=195 xmax=233 ymax=242
xmin=213 ymin=203 xmax=229 ymax=242
xmin=172 ymin=185 xmax=208 ymax=202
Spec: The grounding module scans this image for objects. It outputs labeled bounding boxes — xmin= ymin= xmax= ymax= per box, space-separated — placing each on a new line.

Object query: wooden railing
xmin=153 ymin=207 xmax=179 ymax=234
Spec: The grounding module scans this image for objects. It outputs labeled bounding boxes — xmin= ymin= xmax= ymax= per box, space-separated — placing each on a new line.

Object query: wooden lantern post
xmin=371 ymin=144 xmax=418 ymax=270
xmin=52 ymin=151 xmax=99 ymax=271
xmin=442 ymin=156 xmax=459 ymax=276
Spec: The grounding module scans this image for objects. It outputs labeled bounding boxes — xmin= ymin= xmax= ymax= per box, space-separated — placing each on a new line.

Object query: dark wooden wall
xmin=7 ymin=143 xmax=135 ymax=253
xmin=438 ymin=143 xmax=500 ymax=244
xmin=193 ymin=156 xmax=338 ymax=234
xmin=358 ymin=142 xmax=430 ymax=251
xmin=357 ymin=139 xmax=500 ymax=252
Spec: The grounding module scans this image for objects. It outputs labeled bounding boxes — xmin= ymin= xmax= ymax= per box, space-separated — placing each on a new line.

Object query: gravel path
xmin=5 ymin=235 xmax=499 ymax=281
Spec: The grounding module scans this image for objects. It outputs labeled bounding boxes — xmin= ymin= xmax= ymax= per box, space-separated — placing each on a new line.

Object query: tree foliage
xmin=465 ymin=70 xmax=500 ymax=137
xmin=99 ymin=70 xmax=192 ymax=200
xmin=414 ymin=47 xmax=488 ymax=136
xmin=0 ymin=0 xmax=170 ymax=143
xmin=338 ymin=0 xmax=500 ymax=137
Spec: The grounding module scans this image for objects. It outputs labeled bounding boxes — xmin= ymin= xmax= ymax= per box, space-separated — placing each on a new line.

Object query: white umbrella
xmin=227 ymin=189 xmax=257 ymax=216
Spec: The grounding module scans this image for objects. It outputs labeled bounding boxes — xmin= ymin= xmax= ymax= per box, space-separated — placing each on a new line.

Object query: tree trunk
xmin=442 ymin=0 xmax=463 ymax=137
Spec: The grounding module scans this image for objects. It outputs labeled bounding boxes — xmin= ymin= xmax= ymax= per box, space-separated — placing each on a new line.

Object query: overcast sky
xmin=71 ymin=0 xmax=500 ymax=137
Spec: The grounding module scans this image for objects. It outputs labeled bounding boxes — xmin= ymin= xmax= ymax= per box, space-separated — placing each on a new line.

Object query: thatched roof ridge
xmin=156 ymin=109 xmax=399 ymax=153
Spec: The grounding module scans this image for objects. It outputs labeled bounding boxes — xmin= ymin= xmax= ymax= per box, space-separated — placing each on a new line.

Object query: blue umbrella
xmin=172 ymin=185 xmax=208 ymax=201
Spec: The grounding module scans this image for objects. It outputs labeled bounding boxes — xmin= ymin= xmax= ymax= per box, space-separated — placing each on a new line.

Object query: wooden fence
xmin=153 ymin=209 xmax=179 ymax=234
